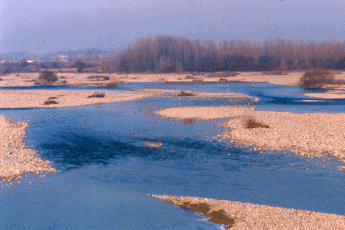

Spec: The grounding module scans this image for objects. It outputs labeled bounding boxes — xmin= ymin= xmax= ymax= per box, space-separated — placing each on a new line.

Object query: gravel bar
xmin=148 ymin=194 xmax=345 ymax=230
xmin=0 ymin=114 xmax=56 ymax=182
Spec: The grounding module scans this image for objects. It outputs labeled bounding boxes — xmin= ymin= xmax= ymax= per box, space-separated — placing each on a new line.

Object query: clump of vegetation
xmin=34 ymin=70 xmax=58 ymax=85
xmin=87 ymin=92 xmax=105 ymax=98
xmin=219 ymin=78 xmax=228 ymax=83
xmin=104 ymin=81 xmax=119 ymax=87
xmin=245 ymin=118 xmax=269 ymax=129
xmin=183 ymin=118 xmax=195 ymax=124
xmin=48 ymin=97 xmax=58 ymax=100
xmin=0 ymin=78 xmax=2 ymax=81
xmin=185 ymin=76 xmax=195 ymax=79
xmin=299 ymin=69 xmax=335 ymax=88
xmin=192 ymin=79 xmax=203 ymax=83
xmin=43 ymin=100 xmax=59 ymax=105
xmin=88 ymin=75 xmax=110 ymax=81
xmin=176 ymin=91 xmax=195 ymax=97
xmin=178 ymin=202 xmax=235 ymax=225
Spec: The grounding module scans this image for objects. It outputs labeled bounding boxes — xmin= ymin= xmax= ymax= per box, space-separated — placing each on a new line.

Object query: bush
xmin=176 ymin=91 xmax=195 ymax=97
xmin=34 ymin=70 xmax=58 ymax=85
xmin=245 ymin=118 xmax=269 ymax=129
xmin=43 ymin=100 xmax=59 ymax=105
xmin=298 ymin=69 xmax=335 ymax=88
xmin=87 ymin=92 xmax=105 ymax=98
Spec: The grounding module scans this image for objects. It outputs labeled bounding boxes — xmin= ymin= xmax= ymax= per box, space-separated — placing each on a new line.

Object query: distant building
xmin=56 ymin=55 xmax=69 ymax=62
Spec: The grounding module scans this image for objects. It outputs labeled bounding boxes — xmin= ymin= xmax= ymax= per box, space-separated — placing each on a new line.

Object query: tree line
xmin=102 ymin=35 xmax=345 ymax=73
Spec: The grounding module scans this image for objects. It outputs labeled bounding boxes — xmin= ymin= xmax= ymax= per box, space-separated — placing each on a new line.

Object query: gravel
xmin=0 ymin=114 xmax=56 ymax=182
xmin=149 ymin=194 xmax=345 ymax=230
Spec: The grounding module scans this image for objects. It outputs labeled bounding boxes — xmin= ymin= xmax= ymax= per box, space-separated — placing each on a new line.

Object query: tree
xmin=34 ymin=70 xmax=58 ymax=85
xmin=73 ymin=59 xmax=86 ymax=73
xmin=336 ymin=56 xmax=345 ymax=70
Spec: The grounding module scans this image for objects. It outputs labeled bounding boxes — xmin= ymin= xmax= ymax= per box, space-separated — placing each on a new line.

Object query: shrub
xmin=43 ymin=100 xmax=59 ymax=105
xmin=176 ymin=91 xmax=194 ymax=97
xmin=245 ymin=118 xmax=269 ymax=129
xmin=87 ymin=92 xmax=105 ymax=98
xmin=299 ymin=69 xmax=335 ymax=88
xmin=183 ymin=118 xmax=195 ymax=124
xmin=34 ymin=70 xmax=58 ymax=85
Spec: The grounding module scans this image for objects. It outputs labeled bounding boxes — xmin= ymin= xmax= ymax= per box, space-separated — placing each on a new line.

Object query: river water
xmin=1 ymin=82 xmax=345 ymax=229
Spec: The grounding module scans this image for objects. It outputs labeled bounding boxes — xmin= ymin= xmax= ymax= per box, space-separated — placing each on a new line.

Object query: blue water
xmin=1 ymin=82 xmax=345 ymax=229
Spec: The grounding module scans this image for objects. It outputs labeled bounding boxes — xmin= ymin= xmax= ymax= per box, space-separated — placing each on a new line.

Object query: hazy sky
xmin=1 ymin=0 xmax=345 ymax=54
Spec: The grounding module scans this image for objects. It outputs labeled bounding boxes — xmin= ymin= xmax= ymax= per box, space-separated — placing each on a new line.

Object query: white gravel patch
xmin=0 ymin=114 xmax=56 ymax=182
xmin=222 ymin=111 xmax=345 ymax=162
xmin=149 ymin=195 xmax=345 ymax=230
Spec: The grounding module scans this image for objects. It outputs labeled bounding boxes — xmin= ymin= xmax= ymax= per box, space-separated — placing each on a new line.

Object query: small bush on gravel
xmin=34 ymin=70 xmax=58 ymax=85
xmin=183 ymin=118 xmax=195 ymax=124
xmin=299 ymin=69 xmax=335 ymax=88
xmin=43 ymin=100 xmax=59 ymax=105
xmin=87 ymin=92 xmax=105 ymax=98
xmin=176 ymin=91 xmax=195 ymax=97
xmin=245 ymin=118 xmax=269 ymax=129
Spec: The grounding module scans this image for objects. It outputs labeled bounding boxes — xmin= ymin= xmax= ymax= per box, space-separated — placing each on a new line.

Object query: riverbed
xmin=1 ymin=82 xmax=345 ymax=229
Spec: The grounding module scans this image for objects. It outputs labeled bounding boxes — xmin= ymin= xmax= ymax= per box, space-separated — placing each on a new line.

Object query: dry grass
xmin=245 ymin=117 xmax=269 ymax=129
xmin=299 ymin=69 xmax=335 ymax=88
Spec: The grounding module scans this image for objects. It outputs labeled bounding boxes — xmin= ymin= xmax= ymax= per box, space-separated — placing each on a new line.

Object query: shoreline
xmin=148 ymin=194 xmax=345 ymax=230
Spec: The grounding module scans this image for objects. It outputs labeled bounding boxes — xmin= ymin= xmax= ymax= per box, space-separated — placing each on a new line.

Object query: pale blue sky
xmin=1 ymin=0 xmax=345 ymax=54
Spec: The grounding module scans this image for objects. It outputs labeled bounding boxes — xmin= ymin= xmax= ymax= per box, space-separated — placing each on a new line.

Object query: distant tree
xmin=118 ymin=59 xmax=130 ymax=73
xmin=309 ymin=57 xmax=326 ymax=69
xmin=258 ymin=55 xmax=280 ymax=71
xmin=286 ymin=59 xmax=295 ymax=70
xmin=51 ymin=61 xmax=61 ymax=69
xmin=20 ymin=59 xmax=29 ymax=68
xmin=336 ymin=56 xmax=345 ymax=70
xmin=73 ymin=59 xmax=86 ymax=72
xmin=325 ymin=58 xmax=337 ymax=69
xmin=34 ymin=70 xmax=58 ymax=85
xmin=229 ymin=55 xmax=249 ymax=71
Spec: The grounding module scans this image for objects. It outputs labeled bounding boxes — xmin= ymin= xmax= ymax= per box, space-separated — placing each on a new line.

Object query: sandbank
xmin=0 ymin=114 xmax=56 ymax=182
xmin=1 ymin=71 xmax=345 ymax=88
xmin=148 ymin=194 xmax=345 ymax=230
xmin=0 ymin=89 xmax=257 ymax=109
xmin=156 ymin=106 xmax=345 ymax=165
xmin=304 ymin=88 xmax=345 ymax=99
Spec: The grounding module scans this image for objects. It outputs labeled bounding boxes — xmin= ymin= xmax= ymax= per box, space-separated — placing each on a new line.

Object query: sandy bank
xmin=0 ymin=114 xmax=56 ymax=182
xmin=0 ymin=89 xmax=257 ymax=109
xmin=304 ymin=88 xmax=345 ymax=99
xmin=157 ymin=106 xmax=255 ymax=120
xmin=156 ymin=106 xmax=345 ymax=164
xmin=2 ymin=71 xmax=345 ymax=88
xmin=148 ymin=194 xmax=345 ymax=230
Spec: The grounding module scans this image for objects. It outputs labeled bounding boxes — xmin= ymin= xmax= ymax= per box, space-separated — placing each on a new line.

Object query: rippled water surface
xmin=1 ymin=82 xmax=345 ymax=229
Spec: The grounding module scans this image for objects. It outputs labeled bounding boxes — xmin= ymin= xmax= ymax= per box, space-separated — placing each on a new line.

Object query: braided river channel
xmin=1 ymin=82 xmax=345 ymax=229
